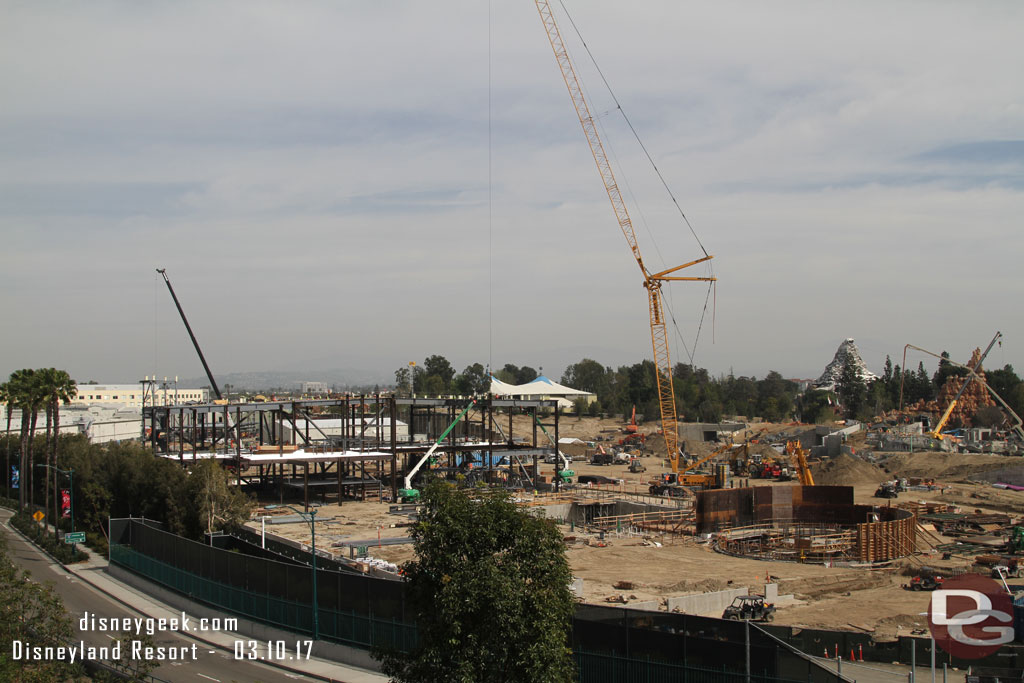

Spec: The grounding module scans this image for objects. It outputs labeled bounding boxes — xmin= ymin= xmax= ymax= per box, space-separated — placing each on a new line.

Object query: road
xmin=1 ymin=510 xmax=321 ymax=683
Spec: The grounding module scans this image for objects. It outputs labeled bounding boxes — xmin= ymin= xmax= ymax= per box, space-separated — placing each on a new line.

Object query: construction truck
xmin=722 ymin=595 xmax=775 ymax=622
xmin=591 ymin=445 xmax=615 ymax=466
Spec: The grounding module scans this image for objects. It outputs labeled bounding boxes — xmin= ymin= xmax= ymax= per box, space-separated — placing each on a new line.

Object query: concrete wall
xmin=666 ymin=587 xmax=748 ymax=616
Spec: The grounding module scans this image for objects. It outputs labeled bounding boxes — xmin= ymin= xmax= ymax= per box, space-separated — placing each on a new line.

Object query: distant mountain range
xmin=178 ymin=368 xmax=392 ymax=392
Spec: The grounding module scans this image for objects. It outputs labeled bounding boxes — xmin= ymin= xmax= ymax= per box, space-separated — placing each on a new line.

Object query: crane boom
xmin=535 ymin=0 xmax=715 ymax=472
xmin=902 ymin=332 xmax=1010 ymax=440
xmin=156 ymin=268 xmax=222 ymax=400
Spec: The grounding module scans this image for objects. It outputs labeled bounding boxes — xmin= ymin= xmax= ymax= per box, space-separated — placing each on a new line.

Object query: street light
xmin=35 ymin=464 xmax=75 ymax=557
xmin=266 ymin=504 xmax=319 ymax=640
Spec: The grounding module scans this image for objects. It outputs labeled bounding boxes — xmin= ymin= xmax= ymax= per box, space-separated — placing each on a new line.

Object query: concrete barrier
xmin=666 ymin=587 xmax=748 ymax=616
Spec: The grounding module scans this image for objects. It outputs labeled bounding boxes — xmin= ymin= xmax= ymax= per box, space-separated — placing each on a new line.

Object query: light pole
xmin=36 ymin=463 xmax=75 ymax=557
xmin=267 ymin=504 xmax=319 ymax=639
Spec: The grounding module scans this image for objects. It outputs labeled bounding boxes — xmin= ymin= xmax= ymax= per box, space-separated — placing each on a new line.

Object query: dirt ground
xmin=250 ymin=418 xmax=1024 ymax=641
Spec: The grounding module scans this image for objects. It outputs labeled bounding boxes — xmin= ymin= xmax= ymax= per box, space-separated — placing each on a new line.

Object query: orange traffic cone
xmin=824 ymin=649 xmax=829 ymax=659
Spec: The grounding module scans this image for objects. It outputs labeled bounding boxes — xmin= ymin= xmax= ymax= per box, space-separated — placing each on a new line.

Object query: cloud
xmin=1 ymin=0 xmax=1022 ymax=384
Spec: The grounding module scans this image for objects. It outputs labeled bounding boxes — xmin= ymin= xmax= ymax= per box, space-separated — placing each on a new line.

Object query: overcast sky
xmin=2 ymin=1 xmax=1022 ymax=387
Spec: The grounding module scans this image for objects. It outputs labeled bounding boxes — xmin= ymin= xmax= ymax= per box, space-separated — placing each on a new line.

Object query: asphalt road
xmin=1 ymin=510 xmax=318 ymax=683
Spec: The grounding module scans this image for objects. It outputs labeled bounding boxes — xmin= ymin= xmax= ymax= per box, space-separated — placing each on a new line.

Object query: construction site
xmin=141 ymin=384 xmax=1024 ymax=645
xmin=128 ymin=3 xmax=1024 ymax=676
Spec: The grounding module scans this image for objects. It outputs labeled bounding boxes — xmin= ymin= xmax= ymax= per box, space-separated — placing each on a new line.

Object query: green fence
xmin=574 ymin=650 xmax=806 ymax=683
xmin=110 ymin=544 xmax=417 ymax=652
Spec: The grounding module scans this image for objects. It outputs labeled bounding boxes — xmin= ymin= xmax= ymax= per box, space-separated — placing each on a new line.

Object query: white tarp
xmin=488 ymin=375 xmax=593 ymax=398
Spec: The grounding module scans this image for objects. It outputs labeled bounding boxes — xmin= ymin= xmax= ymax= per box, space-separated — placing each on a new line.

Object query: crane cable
xmin=558 ymin=0 xmax=716 ymax=366
xmin=558 ymin=0 xmax=710 ymax=260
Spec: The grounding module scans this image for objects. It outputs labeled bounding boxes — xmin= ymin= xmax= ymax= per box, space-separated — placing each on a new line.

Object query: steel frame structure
xmin=143 ymin=396 xmax=562 ymax=503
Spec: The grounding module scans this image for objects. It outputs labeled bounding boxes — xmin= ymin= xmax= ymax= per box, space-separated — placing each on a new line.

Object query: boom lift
xmin=399 ymin=400 xmax=477 ymax=502
xmin=535 ymin=1 xmax=716 ymax=473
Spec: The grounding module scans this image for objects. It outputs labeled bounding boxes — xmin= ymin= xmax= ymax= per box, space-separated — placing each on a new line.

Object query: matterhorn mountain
xmin=814 ymin=338 xmax=878 ymax=390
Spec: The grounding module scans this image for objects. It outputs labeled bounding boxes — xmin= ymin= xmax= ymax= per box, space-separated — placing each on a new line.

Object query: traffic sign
xmin=64 ymin=532 xmax=86 ymax=544
xmin=32 ymin=511 xmax=44 ymax=522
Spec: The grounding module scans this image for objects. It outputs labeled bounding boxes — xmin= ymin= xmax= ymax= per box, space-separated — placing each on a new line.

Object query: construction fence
xmin=109 ymin=519 xmax=846 ymax=682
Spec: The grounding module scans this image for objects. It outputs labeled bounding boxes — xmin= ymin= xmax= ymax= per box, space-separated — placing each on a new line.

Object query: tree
xmin=421 ymin=355 xmax=456 ymax=394
xmin=183 ymin=459 xmax=254 ymax=539
xmin=560 ymin=359 xmax=608 ymax=396
xmin=0 ymin=534 xmax=79 ymax=680
xmin=8 ymin=369 xmax=46 ymax=510
xmin=376 ymin=481 xmax=574 ymax=683
xmin=0 ymin=381 xmax=11 ymax=499
xmin=394 ymin=367 xmax=411 ymax=397
xmin=931 ymin=350 xmax=969 ymax=394
xmin=515 ymin=366 xmax=538 ymax=384
xmin=453 ymin=363 xmax=489 ymax=396
xmin=798 ymin=390 xmax=837 ymax=424
xmin=836 ymin=355 xmax=867 ymax=419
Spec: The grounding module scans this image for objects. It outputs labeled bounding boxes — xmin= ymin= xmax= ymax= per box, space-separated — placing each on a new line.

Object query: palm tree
xmin=0 ymin=381 xmax=11 ymax=499
xmin=38 ymin=369 xmax=56 ymax=534
xmin=8 ymin=368 xmax=36 ymax=509
xmin=45 ymin=370 xmax=76 ymax=536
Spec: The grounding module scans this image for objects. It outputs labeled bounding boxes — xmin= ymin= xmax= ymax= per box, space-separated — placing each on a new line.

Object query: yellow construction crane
xmin=535 ymin=1 xmax=715 ymax=472
xmin=784 ymin=441 xmax=815 ymax=487
xmin=902 ymin=332 xmax=1005 ymax=440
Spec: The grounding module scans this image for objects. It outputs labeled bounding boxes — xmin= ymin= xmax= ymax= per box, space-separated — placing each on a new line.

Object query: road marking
xmin=196 ymin=674 xmax=220 ymax=682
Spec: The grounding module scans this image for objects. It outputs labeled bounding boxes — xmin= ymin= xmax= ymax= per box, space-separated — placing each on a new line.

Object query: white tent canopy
xmin=488 ymin=375 xmax=595 ymax=408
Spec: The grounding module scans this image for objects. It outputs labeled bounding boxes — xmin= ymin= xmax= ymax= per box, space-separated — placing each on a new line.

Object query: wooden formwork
xmin=591 ymin=509 xmax=694 ymax=535
xmin=855 ymin=512 xmax=917 ymax=562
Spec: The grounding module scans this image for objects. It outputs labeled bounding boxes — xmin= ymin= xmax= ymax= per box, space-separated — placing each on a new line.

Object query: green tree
xmin=986 ymin=365 xmax=1024 ymax=421
xmin=798 ymin=390 xmax=837 ymax=424
xmin=837 ymin=355 xmax=867 ymax=419
xmin=420 ymin=355 xmax=455 ymax=395
xmin=8 ymin=369 xmax=47 ymax=510
xmin=933 ymin=351 xmax=969 ymax=392
xmin=183 ymin=459 xmax=254 ymax=539
xmin=0 ymin=534 xmax=79 ymax=680
xmin=453 ymin=363 xmax=490 ymax=396
xmin=560 ymin=359 xmax=609 ymax=397
xmin=515 ymin=366 xmax=538 ymax=384
xmin=0 ymin=381 xmax=12 ymax=499
xmin=394 ymin=367 xmax=412 ymax=397
xmin=376 ymin=481 xmax=574 ymax=683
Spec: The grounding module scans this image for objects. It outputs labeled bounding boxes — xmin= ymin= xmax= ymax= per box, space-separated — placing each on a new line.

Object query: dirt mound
xmin=652 ymin=577 xmax=732 ymax=594
xmin=880 ymin=452 xmax=1013 ymax=481
xmin=812 ymin=454 xmax=887 ymax=486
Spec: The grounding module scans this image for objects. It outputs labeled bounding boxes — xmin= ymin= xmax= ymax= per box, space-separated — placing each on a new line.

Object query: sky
xmin=2 ymin=1 xmax=1022 ymax=388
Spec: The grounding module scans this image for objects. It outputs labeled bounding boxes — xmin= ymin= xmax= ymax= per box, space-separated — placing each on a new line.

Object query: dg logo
xmin=928 ymin=573 xmax=1015 ymax=659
